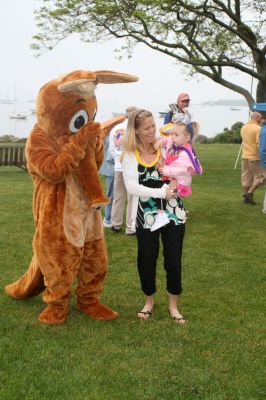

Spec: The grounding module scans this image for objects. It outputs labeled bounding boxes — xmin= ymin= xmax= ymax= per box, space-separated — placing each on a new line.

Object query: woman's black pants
xmin=136 ymin=223 xmax=185 ymax=296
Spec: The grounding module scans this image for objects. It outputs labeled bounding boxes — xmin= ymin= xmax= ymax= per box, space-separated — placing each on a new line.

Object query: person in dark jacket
xmin=164 ymin=93 xmax=192 ymax=125
xmin=259 ymin=118 xmax=266 ymax=213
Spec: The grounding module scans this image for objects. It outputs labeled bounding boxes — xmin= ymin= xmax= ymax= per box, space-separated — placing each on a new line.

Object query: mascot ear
xmin=57 ymin=70 xmax=138 ymax=94
xmin=57 ymin=70 xmax=97 ymax=94
xmin=94 ymin=70 xmax=138 ymax=84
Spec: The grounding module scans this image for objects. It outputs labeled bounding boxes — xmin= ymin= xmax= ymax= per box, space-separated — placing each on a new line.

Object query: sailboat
xmin=9 ymin=112 xmax=28 ymax=119
xmin=0 ymin=91 xmax=14 ymax=104
xmin=9 ymin=86 xmax=28 ymax=119
xmin=230 ymin=107 xmax=241 ymax=111
xmin=112 ymin=111 xmax=125 ymax=117
xmin=0 ymin=98 xmax=13 ymax=105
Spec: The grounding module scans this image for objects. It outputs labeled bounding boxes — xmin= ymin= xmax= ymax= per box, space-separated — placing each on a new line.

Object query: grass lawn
xmin=0 ymin=144 xmax=265 ymax=400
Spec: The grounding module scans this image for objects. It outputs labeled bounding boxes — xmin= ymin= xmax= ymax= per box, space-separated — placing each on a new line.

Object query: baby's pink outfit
xmin=159 ymin=137 xmax=202 ymax=197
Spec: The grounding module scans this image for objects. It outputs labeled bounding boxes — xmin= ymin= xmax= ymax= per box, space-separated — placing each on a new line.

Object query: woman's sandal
xmin=172 ymin=315 xmax=187 ymax=325
xmin=137 ymin=310 xmax=152 ymax=320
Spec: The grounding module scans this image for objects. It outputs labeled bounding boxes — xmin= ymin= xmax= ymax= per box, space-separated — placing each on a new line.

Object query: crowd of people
xmin=99 ymin=96 xmax=266 ymax=325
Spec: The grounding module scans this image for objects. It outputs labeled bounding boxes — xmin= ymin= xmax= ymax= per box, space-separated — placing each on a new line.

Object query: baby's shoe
xmin=178 ymin=184 xmax=192 ymax=197
xmin=150 ymin=212 xmax=170 ymax=232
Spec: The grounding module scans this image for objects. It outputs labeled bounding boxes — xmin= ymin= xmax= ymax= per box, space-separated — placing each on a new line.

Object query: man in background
xmin=164 ymin=93 xmax=192 ymax=125
xmin=241 ymin=111 xmax=265 ymax=205
xmin=100 ymin=135 xmax=115 ymax=228
xmin=259 ymin=117 xmax=266 ymax=213
xmin=109 ymin=106 xmax=137 ymax=235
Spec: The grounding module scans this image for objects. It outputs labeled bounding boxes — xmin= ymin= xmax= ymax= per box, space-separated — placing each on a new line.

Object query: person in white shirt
xmin=109 ymin=106 xmax=137 ymax=235
xmin=99 ymin=135 xmax=115 ymax=228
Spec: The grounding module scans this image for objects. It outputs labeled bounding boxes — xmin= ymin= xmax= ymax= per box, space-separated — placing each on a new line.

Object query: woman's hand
xmin=158 ymin=165 xmax=164 ymax=174
xmin=156 ymin=159 xmax=165 ymax=175
xmin=154 ymin=138 xmax=163 ymax=150
xmin=169 ymin=178 xmax=178 ymax=190
xmin=165 ymin=186 xmax=177 ymax=199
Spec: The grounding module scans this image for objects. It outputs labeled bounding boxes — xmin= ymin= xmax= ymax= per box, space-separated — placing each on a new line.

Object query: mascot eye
xmin=69 ymin=110 xmax=89 ymax=133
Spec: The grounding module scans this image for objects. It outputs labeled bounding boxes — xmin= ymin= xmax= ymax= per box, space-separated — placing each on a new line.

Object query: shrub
xmin=210 ymin=121 xmax=243 ymax=143
xmin=0 ymin=135 xmax=27 ymax=143
xmin=195 ymin=134 xmax=209 ymax=144
xmin=0 ymin=135 xmax=18 ymax=143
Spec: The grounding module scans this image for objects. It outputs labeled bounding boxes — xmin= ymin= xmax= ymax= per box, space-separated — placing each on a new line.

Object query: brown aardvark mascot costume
xmin=5 ymin=70 xmax=138 ymax=325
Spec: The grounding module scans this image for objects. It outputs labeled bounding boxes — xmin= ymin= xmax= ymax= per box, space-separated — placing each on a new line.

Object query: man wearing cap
xmin=164 ymin=93 xmax=192 ymax=125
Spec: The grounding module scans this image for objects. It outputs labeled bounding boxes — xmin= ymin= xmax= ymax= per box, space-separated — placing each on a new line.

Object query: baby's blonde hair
xmin=172 ymin=122 xmax=200 ymax=143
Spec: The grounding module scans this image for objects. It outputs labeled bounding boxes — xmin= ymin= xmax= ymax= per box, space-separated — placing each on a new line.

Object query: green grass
xmin=0 ymin=144 xmax=265 ymax=400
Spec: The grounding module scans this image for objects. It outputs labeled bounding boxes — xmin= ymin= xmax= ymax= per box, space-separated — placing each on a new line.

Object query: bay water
xmin=0 ymin=100 xmax=249 ymax=139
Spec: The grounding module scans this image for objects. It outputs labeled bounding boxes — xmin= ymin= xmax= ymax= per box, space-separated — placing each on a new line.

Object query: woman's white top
xmin=122 ymin=150 xmax=167 ymax=230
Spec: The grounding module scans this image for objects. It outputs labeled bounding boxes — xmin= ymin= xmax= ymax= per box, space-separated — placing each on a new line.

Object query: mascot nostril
xmin=4 ymin=69 xmax=138 ymax=325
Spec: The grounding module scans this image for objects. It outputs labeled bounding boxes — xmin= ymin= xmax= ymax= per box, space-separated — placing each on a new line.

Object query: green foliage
xmin=31 ymin=0 xmax=266 ymax=104
xmin=15 ymin=138 xmax=27 ymax=143
xmin=210 ymin=121 xmax=243 ymax=144
xmin=0 ymin=135 xmax=18 ymax=143
xmin=0 ymin=135 xmax=27 ymax=143
xmin=1 ymin=145 xmax=266 ymax=399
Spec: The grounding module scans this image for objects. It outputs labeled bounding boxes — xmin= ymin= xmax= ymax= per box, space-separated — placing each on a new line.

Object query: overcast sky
xmin=0 ymin=0 xmax=254 ymax=115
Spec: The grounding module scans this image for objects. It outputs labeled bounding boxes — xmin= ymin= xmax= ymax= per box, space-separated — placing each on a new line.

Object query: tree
xmin=0 ymin=135 xmax=17 ymax=143
xmin=210 ymin=121 xmax=243 ymax=143
xmin=32 ymin=0 xmax=266 ymax=105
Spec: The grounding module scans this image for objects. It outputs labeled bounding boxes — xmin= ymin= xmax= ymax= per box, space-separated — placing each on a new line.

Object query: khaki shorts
xmin=241 ymin=159 xmax=266 ymax=192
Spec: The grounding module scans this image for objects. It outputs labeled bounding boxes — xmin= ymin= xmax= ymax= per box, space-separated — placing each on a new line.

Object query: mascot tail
xmin=5 ymin=255 xmax=45 ymax=299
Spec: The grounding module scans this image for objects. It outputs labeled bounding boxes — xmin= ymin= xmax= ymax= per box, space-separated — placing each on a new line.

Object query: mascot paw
xmin=38 ymin=305 xmax=68 ymax=325
xmin=90 ymin=197 xmax=110 ymax=209
xmin=77 ymin=302 xmax=119 ymax=320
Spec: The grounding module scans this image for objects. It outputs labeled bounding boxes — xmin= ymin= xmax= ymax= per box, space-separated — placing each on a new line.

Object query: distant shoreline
xmin=199 ymin=99 xmax=248 ymax=107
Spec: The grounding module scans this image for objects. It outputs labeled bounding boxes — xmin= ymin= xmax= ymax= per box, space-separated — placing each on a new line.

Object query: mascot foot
xmin=90 ymin=197 xmax=110 ymax=209
xmin=38 ymin=305 xmax=68 ymax=325
xmin=77 ymin=302 xmax=119 ymax=320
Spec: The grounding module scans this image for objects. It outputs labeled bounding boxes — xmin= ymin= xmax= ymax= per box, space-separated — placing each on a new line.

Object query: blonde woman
xmin=121 ymin=109 xmax=187 ymax=324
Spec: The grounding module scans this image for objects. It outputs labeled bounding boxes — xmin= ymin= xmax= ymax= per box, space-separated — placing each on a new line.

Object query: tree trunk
xmin=256 ymin=80 xmax=266 ymax=103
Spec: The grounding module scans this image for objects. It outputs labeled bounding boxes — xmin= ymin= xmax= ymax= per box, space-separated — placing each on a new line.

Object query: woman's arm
xmin=122 ymin=153 xmax=167 ymax=198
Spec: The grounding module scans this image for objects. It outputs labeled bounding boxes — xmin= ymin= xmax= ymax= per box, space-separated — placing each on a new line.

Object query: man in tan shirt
xmin=241 ymin=111 xmax=265 ymax=204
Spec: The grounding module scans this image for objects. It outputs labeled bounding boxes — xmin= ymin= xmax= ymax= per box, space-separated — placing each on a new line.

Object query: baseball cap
xmin=177 ymin=93 xmax=190 ymax=101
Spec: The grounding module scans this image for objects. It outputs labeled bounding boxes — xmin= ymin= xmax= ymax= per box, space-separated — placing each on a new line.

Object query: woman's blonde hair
xmin=121 ymin=109 xmax=156 ymax=159
xmin=172 ymin=121 xmax=200 ymax=143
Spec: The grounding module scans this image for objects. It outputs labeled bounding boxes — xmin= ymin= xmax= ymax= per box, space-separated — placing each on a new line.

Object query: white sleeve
xmin=108 ymin=129 xmax=116 ymax=158
xmin=122 ymin=153 xmax=167 ymax=198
